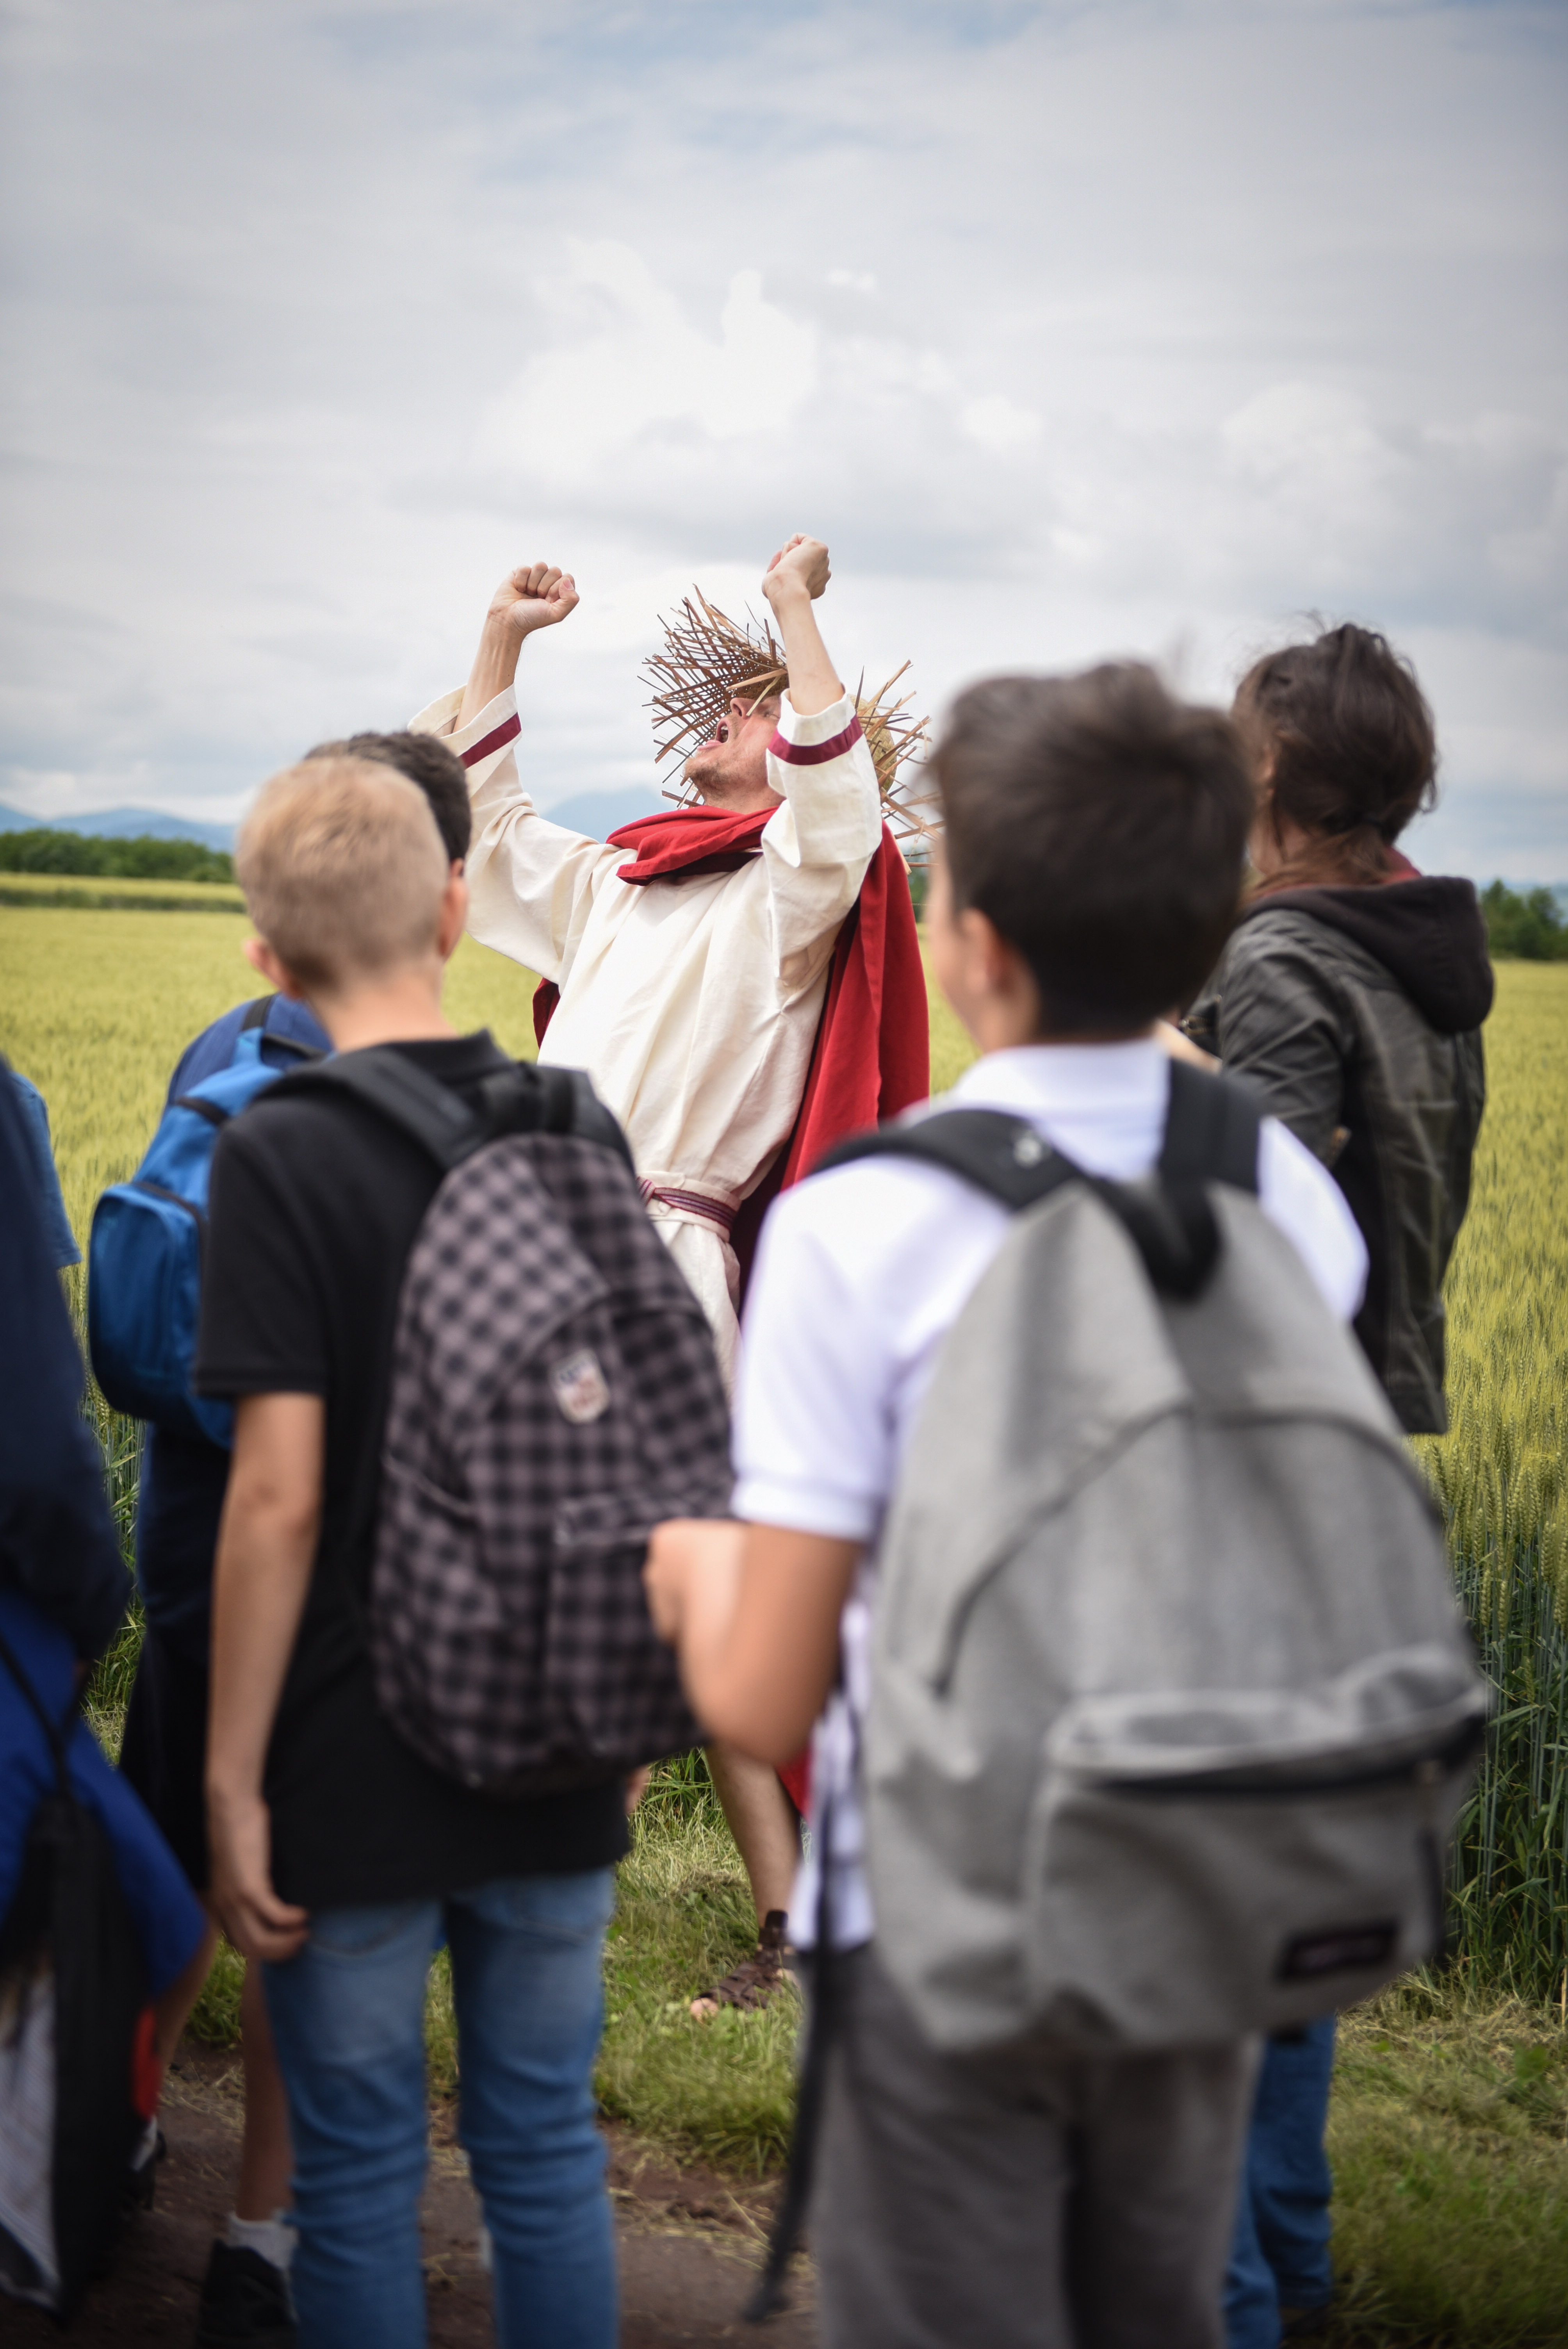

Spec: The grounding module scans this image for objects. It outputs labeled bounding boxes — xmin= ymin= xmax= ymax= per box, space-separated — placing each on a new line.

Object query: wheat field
xmin=2 ymin=903 xmax=1565 ymax=1989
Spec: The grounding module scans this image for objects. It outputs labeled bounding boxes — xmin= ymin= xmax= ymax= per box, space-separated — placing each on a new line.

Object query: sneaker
xmin=194 ymin=2241 xmax=297 ymax=2347
xmin=690 ymin=1910 xmax=795 ymax=2017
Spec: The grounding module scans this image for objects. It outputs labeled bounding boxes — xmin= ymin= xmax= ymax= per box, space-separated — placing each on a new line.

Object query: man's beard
xmin=683 ymin=741 xmax=749 ymax=804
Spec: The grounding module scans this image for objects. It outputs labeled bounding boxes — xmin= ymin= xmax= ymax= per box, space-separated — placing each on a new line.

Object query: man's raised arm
xmin=411 ymin=562 xmax=616 ymax=981
xmin=756 ymin=536 xmax=883 ymax=990
xmin=457 ymin=561 xmax=579 ymax=731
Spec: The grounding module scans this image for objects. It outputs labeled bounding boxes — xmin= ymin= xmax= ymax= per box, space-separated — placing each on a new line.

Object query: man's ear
xmin=243 ymin=935 xmax=309 ymax=1001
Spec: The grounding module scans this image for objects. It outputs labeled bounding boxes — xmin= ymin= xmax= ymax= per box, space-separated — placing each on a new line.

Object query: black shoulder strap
xmin=1159 ymin=1058 xmax=1261 ymax=1195
xmin=814 ymin=1107 xmax=1084 ymax=1210
xmin=811 ymin=1060 xmax=1262 ymax=1300
xmin=264 ymin=1047 xmax=634 ymax=1176
xmin=238 ymin=995 xmax=271 ymax=1034
xmin=816 ymin=1061 xmax=1262 ymax=1207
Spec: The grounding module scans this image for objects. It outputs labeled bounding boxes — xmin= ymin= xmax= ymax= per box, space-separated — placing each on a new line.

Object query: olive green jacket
xmin=1186 ymin=878 xmax=1491 ymax=1433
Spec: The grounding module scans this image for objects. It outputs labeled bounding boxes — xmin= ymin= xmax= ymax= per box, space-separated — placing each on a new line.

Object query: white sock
xmin=226 ymin=2210 xmax=296 ymax=2274
xmin=132 ymin=2117 xmax=160 ymax=2166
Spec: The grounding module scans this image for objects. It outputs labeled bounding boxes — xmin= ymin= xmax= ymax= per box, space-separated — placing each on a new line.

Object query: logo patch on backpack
xmin=550 ymin=1347 xmax=611 ymax=1425
xmin=1276 ymin=1920 xmax=1398 ymax=1981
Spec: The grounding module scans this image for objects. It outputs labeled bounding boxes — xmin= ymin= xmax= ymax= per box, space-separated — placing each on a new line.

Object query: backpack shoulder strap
xmin=265 ymin=1048 xmax=634 ymax=1177
xmin=1159 ymin=1059 xmax=1262 ymax=1195
xmin=814 ymin=1108 xmax=1085 ymax=1211
xmin=238 ymin=993 xmax=324 ymax=1063
xmin=813 ymin=1068 xmax=1260 ymax=1301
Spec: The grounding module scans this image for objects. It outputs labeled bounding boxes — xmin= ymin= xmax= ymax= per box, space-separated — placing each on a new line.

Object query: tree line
xmin=0 ymin=828 xmax=235 ymax=884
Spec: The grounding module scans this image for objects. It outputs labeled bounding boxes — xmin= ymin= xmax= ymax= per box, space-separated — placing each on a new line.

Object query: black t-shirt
xmin=193 ymin=1031 xmax=627 ymax=1909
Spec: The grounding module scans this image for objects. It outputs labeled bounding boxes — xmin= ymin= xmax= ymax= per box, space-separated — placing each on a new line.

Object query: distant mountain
xmin=0 ymin=801 xmax=237 ymax=851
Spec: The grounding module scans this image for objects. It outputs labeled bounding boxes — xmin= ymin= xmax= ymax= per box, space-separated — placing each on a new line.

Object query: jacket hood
xmin=1238 ymin=875 xmax=1494 ymax=1035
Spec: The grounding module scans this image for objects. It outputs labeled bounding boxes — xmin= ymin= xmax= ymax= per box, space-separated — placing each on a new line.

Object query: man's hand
xmin=457 ymin=561 xmax=579 ymax=729
xmin=758 ymin=537 xmax=841 ymax=719
xmin=208 ymin=1785 xmax=310 ymax=1962
xmin=486 ymin=561 xmax=580 ymax=640
xmin=761 ymin=535 xmax=830 ymax=611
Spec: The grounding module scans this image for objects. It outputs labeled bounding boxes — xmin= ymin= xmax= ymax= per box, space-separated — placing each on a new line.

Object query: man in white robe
xmin=411 ymin=536 xmax=891 ymax=2008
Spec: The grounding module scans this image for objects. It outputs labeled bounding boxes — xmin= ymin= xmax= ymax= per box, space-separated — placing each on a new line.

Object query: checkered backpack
xmin=265 ymin=1048 xmax=727 ymax=1794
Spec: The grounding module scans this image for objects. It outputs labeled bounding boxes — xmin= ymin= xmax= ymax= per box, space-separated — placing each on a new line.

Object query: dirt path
xmin=7 ymin=2041 xmax=816 ymax=2346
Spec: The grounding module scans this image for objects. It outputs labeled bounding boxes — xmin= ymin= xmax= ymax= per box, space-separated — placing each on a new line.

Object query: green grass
xmin=596 ymin=1770 xmax=800 ymax=2173
xmin=417 ymin=1758 xmax=800 ymax=2173
xmin=1327 ymin=1978 xmax=1568 ymax=2344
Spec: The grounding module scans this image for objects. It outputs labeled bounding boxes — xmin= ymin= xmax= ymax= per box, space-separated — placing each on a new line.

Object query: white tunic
xmin=410 ymin=683 xmax=884 ymax=1381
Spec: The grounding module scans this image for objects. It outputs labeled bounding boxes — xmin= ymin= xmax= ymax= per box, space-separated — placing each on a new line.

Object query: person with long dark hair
xmin=1185 ymin=622 xmax=1492 ymax=2345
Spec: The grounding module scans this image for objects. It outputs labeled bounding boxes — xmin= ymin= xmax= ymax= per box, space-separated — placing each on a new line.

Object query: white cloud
xmin=960 ymin=394 xmax=1044 ymax=456
xmin=0 ymin=0 xmax=1563 ymax=873
xmin=476 ymin=246 xmax=818 ymax=482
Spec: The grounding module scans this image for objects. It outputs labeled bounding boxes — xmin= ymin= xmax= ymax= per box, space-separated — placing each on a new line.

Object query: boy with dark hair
xmin=114 ymin=730 xmax=470 ymax=2346
xmin=647 ymin=663 xmax=1372 ymax=2347
xmin=199 ymin=754 xmax=629 ymax=2349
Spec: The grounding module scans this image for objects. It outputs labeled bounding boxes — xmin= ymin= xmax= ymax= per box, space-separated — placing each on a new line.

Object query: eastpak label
xmin=1276 ymin=1921 xmax=1398 ymax=1981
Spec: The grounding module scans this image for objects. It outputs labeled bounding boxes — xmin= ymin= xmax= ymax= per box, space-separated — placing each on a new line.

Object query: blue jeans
xmin=263 ymin=1869 xmax=617 ymax=2349
xmin=1224 ymin=2016 xmax=1336 ymax=2348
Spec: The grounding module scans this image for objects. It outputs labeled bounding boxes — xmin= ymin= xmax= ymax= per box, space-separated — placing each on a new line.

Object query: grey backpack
xmin=265 ymin=1048 xmax=729 ymax=1795
xmin=824 ymin=1062 xmax=1486 ymax=2055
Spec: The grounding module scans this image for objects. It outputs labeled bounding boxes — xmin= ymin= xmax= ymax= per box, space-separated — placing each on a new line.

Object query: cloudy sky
xmin=2 ymin=0 xmax=1564 ymax=875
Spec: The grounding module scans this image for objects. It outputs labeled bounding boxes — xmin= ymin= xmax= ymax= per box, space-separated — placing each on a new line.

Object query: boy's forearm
xmin=207 ymin=1394 xmax=324 ymax=1806
xmin=771 ymin=587 xmax=843 ymax=722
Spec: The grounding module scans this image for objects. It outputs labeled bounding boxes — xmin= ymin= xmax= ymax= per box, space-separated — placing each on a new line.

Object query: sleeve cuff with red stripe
xmin=459 ymin=709 xmax=521 ymax=769
xmin=769 ymin=712 xmax=863 ymax=767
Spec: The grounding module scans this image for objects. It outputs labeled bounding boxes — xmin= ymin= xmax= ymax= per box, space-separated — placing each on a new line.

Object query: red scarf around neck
xmin=531 ymin=805 xmax=772 ymax=1042
xmin=533 ymin=807 xmax=928 ymax=1183
xmin=609 ymin=804 xmax=772 ymax=884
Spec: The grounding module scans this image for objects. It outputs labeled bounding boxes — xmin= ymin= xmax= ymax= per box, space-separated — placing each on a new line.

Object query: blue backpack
xmin=88 ymin=1001 xmax=323 ymax=1448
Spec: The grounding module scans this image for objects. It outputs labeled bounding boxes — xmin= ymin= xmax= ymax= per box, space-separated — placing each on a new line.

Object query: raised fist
xmin=486 ymin=561 xmax=580 ymax=640
xmin=761 ymin=535 xmax=830 ymax=608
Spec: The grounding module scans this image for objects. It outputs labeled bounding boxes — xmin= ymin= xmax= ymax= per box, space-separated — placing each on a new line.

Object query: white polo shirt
xmin=730 ymin=1039 xmax=1370 ymax=1948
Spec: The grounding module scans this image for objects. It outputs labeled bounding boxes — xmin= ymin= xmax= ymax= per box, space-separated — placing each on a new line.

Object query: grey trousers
xmin=809 ymin=1945 xmax=1258 ymax=2349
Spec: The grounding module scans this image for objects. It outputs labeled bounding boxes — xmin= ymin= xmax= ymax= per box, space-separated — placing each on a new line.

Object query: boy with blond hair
xmin=200 ymin=756 xmax=629 ymax=2349
xmin=116 ymin=729 xmax=472 ymax=2349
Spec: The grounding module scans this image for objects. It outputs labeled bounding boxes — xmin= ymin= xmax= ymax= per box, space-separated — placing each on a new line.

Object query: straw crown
xmin=642 ymin=589 xmax=932 ymax=844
